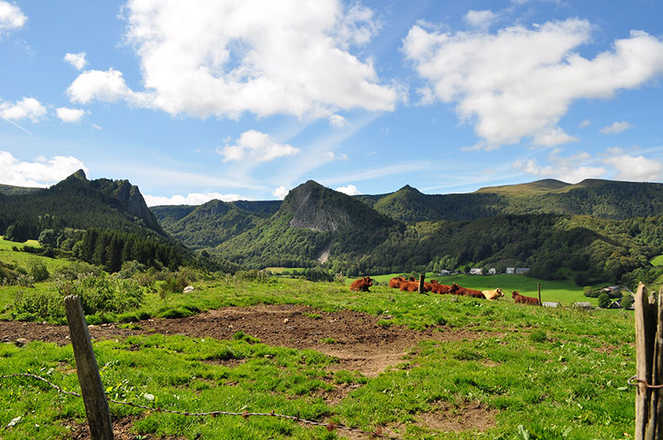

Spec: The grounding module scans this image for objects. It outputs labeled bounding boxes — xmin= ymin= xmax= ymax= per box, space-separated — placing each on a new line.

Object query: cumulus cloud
xmin=532 ymin=127 xmax=577 ymax=147
xmin=91 ymin=123 xmax=102 ymax=130
xmin=64 ymin=52 xmax=87 ymax=70
xmin=144 ymin=192 xmax=244 ymax=207
xmin=56 ymin=107 xmax=85 ymax=123
xmin=217 ymin=130 xmax=299 ymax=163
xmin=513 ymin=151 xmax=605 ymax=183
xmin=67 ymin=69 xmax=149 ymax=105
xmin=329 ymin=114 xmax=347 ymax=128
xmin=0 ymin=1 xmax=26 ymax=34
xmin=579 ymin=119 xmax=591 ymax=128
xmin=0 ymin=97 xmax=46 ymax=121
xmin=403 ymin=19 xmax=663 ymax=149
xmin=68 ymin=1 xmax=397 ymax=119
xmin=0 ymin=151 xmax=87 ymax=187
xmin=335 ymin=184 xmax=360 ymax=195
xmin=604 ymin=154 xmax=662 ymax=181
xmin=464 ymin=10 xmax=498 ymax=30
xmin=600 ymin=121 xmax=632 ymax=134
xmin=273 ymin=186 xmax=289 ymax=200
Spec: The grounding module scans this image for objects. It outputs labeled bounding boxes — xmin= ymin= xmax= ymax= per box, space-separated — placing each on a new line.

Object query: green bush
xmin=29 ymin=262 xmax=49 ymax=282
xmin=598 ymin=293 xmax=611 ymax=309
xmin=583 ymin=286 xmax=598 ymax=298
xmin=116 ymin=260 xmax=146 ymax=279
xmin=54 ymin=261 xmax=103 ymax=281
xmin=13 ymin=274 xmax=146 ymax=322
xmin=622 ymin=294 xmax=634 ymax=310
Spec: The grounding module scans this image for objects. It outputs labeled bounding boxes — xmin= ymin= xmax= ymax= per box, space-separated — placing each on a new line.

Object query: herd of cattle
xmin=349 ymin=276 xmax=541 ymax=305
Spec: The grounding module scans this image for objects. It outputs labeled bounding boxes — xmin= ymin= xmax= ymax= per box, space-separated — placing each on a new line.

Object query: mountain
xmin=0 ymin=184 xmax=44 ymax=196
xmin=151 ymin=200 xmax=281 ymax=249
xmin=214 ymin=180 xmax=402 ymax=267
xmin=0 ymin=170 xmax=164 ymax=240
xmin=357 ymin=179 xmax=663 ymax=223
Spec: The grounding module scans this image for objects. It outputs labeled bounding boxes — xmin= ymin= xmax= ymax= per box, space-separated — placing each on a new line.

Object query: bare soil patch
xmin=1 ymin=304 xmax=483 ymax=376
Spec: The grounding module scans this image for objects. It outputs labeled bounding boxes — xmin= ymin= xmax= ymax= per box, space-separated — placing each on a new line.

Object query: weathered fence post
xmin=418 ymin=273 xmax=425 ymax=294
xmin=634 ymin=283 xmax=661 ymax=439
xmin=64 ymin=295 xmax=114 ymax=440
xmin=537 ymin=283 xmax=542 ymax=306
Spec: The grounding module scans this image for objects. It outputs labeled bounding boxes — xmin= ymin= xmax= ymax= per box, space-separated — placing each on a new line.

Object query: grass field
xmin=0 ymin=236 xmax=70 ymax=273
xmin=357 ymin=273 xmax=595 ymax=305
xmin=651 ymin=255 xmax=663 ymax=266
xmin=0 ymin=274 xmax=635 ymax=439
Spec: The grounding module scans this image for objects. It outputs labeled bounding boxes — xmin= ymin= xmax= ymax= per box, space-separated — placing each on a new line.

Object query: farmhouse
xmin=506 ymin=267 xmax=515 ymax=274
xmin=515 ymin=267 xmax=530 ymax=274
xmin=439 ymin=269 xmax=451 ymax=276
xmin=469 ymin=268 xmax=483 ymax=275
xmin=488 ymin=267 xmax=496 ymax=275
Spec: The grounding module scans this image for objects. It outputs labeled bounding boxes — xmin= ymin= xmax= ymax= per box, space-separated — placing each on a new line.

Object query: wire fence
xmin=1 ymin=372 xmax=400 ymax=439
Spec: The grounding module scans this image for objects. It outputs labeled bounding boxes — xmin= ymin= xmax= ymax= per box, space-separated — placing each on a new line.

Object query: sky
xmin=2 ymin=0 xmax=663 ymax=206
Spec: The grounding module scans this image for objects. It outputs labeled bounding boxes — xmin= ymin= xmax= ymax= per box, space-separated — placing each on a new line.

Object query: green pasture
xmin=357 ymin=273 xmax=594 ymax=305
xmin=651 ymin=254 xmax=663 ymax=267
xmin=0 ymin=275 xmax=636 ymax=439
xmin=0 ymin=236 xmax=70 ymax=273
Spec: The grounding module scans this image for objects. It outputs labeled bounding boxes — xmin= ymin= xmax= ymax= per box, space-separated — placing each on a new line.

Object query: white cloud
xmin=0 ymin=97 xmax=46 ymax=122
xmin=513 ymin=151 xmax=606 ymax=183
xmin=321 ymin=161 xmax=430 ymax=185
xmin=144 ymin=192 xmax=244 ymax=207
xmin=0 ymin=1 xmax=26 ymax=34
xmin=68 ymin=1 xmax=398 ymax=119
xmin=329 ymin=114 xmax=347 ymax=128
xmin=64 ymin=52 xmax=87 ymax=70
xmin=404 ymin=20 xmax=663 ymax=149
xmin=335 ymin=184 xmax=360 ymax=195
xmin=579 ymin=119 xmax=591 ymax=128
xmin=532 ymin=127 xmax=577 ymax=147
xmin=91 ymin=123 xmax=102 ymax=130
xmin=600 ymin=121 xmax=632 ymax=134
xmin=0 ymin=151 xmax=87 ymax=187
xmin=56 ymin=107 xmax=85 ymax=123
xmin=67 ymin=69 xmax=149 ymax=105
xmin=217 ymin=130 xmax=299 ymax=163
xmin=273 ymin=186 xmax=289 ymax=200
xmin=325 ymin=151 xmax=348 ymax=161
xmin=604 ymin=154 xmax=662 ymax=181
xmin=464 ymin=10 xmax=498 ymax=30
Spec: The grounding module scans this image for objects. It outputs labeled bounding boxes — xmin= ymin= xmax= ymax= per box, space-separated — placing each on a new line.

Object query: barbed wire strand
xmin=1 ymin=373 xmax=399 ymax=439
xmin=628 ymin=375 xmax=663 ymax=389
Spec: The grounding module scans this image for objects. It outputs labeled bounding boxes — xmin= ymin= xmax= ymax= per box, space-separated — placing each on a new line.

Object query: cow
xmin=350 ymin=276 xmax=374 ymax=292
xmin=389 ymin=276 xmax=406 ymax=289
xmin=432 ymin=283 xmax=453 ymax=294
xmin=460 ymin=287 xmax=485 ymax=298
xmin=399 ymin=281 xmax=419 ymax=292
xmin=512 ymin=291 xmax=540 ymax=305
xmin=482 ymin=288 xmax=503 ymax=300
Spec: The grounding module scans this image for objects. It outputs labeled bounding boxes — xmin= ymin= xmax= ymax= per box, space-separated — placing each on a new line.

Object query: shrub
xmin=117 ymin=260 xmax=146 ymax=279
xmin=29 ymin=262 xmax=49 ymax=282
xmin=54 ymin=261 xmax=103 ymax=281
xmin=597 ymin=293 xmax=611 ymax=309
xmin=14 ymin=290 xmax=64 ymax=321
xmin=583 ymin=286 xmax=598 ymax=298
xmin=622 ymin=294 xmax=634 ymax=310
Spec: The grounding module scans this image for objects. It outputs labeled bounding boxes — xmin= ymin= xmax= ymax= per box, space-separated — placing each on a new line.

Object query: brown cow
xmin=512 ymin=291 xmax=540 ymax=305
xmin=399 ymin=281 xmax=419 ymax=292
xmin=389 ymin=276 xmax=406 ymax=289
xmin=350 ymin=276 xmax=374 ymax=292
xmin=433 ymin=283 xmax=453 ymax=294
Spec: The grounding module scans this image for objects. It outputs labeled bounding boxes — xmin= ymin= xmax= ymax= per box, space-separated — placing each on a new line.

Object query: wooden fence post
xmin=634 ymin=283 xmax=660 ymax=439
xmin=537 ymin=283 xmax=542 ymax=306
xmin=418 ymin=273 xmax=425 ymax=294
xmin=64 ymin=295 xmax=114 ymax=440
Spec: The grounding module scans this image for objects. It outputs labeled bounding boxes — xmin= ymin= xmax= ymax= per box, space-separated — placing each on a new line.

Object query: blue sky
xmin=2 ymin=0 xmax=663 ymax=205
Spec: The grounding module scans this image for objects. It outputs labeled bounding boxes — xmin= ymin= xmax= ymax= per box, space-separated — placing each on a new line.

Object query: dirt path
xmin=1 ymin=304 xmax=481 ymax=376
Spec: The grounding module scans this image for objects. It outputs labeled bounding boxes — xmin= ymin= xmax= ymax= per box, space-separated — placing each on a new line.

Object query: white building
xmin=488 ymin=268 xmax=496 ymax=275
xmin=469 ymin=268 xmax=483 ymax=275
xmin=506 ymin=267 xmax=515 ymax=274
xmin=515 ymin=267 xmax=530 ymax=274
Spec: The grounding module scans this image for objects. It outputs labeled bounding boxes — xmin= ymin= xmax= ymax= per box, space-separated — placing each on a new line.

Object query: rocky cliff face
xmin=282 ymin=180 xmax=397 ymax=232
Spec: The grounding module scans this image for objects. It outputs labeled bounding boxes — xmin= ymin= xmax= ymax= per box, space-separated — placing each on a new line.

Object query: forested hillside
xmin=0 ymin=170 xmax=164 ymax=241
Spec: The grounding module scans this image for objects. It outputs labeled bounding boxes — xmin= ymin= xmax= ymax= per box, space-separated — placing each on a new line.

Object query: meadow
xmin=0 ymin=240 xmax=635 ymax=439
